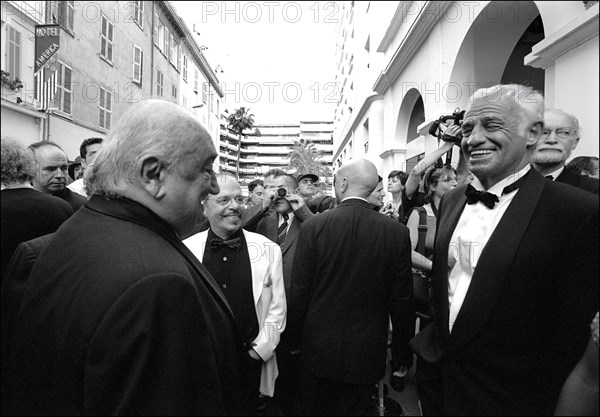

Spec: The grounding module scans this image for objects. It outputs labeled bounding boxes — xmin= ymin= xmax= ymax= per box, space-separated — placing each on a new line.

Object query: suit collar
xmin=448 ymin=169 xmax=547 ymax=349
xmin=87 ymin=195 xmax=236 ymax=319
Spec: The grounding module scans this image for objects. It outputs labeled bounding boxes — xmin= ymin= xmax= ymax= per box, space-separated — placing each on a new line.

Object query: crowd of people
xmin=1 ymin=84 xmax=598 ymax=416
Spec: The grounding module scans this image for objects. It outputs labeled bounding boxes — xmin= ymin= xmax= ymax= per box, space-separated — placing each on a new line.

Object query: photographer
xmin=403 ymin=120 xmax=470 ymax=217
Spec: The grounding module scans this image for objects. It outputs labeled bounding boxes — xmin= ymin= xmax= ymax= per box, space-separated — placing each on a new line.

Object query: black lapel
xmin=449 ymin=170 xmax=546 ymax=349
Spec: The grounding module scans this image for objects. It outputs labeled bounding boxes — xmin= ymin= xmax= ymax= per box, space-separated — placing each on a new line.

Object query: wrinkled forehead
xmin=465 ymin=96 xmax=520 ymax=121
xmin=273 ymin=177 xmax=293 ymax=190
xmin=34 ymin=146 xmax=68 ymax=164
xmin=544 ymin=111 xmax=577 ymax=129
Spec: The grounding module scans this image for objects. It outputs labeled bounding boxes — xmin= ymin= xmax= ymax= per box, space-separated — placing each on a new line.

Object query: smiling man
xmin=532 ymin=109 xmax=598 ymax=193
xmin=414 ymin=84 xmax=599 ymax=415
xmin=184 ymin=176 xmax=286 ymax=414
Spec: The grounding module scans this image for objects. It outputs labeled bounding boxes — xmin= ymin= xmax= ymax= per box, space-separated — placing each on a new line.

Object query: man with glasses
xmin=532 ymin=109 xmax=599 ymax=193
xmin=184 ymin=175 xmax=286 ymax=414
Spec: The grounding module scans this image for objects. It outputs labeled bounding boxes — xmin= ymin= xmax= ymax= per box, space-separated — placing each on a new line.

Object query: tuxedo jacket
xmin=2 ymin=195 xmax=246 ymax=416
xmin=555 ymin=165 xmax=599 ymax=194
xmin=183 ymin=229 xmax=287 ymax=397
xmin=255 ymin=205 xmax=313 ymax=297
xmin=429 ymin=168 xmax=599 ymax=415
xmin=289 ymin=199 xmax=414 ymax=384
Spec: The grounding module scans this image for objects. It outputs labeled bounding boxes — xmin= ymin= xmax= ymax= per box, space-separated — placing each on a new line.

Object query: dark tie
xmin=465 ymin=172 xmax=529 ymax=209
xmin=209 ymin=237 xmax=241 ymax=251
xmin=277 ymin=214 xmax=289 ymax=246
xmin=544 ymin=175 xmax=554 ymax=180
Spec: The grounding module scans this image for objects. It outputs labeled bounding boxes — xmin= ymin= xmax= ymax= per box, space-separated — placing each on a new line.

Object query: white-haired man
xmin=415 ymin=84 xmax=598 ymax=415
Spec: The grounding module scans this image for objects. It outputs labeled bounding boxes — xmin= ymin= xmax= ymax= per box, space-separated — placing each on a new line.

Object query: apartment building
xmin=1 ymin=1 xmax=222 ymax=160
xmin=332 ymin=1 xmax=599 ymax=177
xmin=219 ymin=119 xmax=334 ymax=184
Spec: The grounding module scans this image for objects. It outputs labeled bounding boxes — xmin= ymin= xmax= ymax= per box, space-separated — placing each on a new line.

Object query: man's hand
xmin=440 ymin=123 xmax=462 ymax=144
xmin=262 ymin=189 xmax=277 ymax=209
xmin=284 ymin=193 xmax=305 ymax=211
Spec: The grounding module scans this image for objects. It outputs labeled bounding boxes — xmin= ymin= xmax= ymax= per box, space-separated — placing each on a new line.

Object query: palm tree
xmin=287 ymin=139 xmax=332 ymax=183
xmin=227 ymin=107 xmax=255 ymax=182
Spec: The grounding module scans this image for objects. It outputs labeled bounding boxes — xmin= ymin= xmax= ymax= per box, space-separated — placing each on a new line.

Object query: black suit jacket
xmin=289 ymin=198 xmax=414 ymax=384
xmin=428 ymin=169 xmax=599 ymax=415
xmin=255 ymin=205 xmax=313 ymax=297
xmin=555 ymin=165 xmax=599 ymax=194
xmin=2 ymin=195 xmax=246 ymax=416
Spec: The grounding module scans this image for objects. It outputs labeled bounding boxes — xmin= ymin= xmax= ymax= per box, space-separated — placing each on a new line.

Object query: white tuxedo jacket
xmin=183 ymin=229 xmax=286 ymax=396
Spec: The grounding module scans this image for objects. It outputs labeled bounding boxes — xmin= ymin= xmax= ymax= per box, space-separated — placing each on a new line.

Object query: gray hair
xmin=86 ymin=100 xmax=213 ymax=197
xmin=469 ymin=84 xmax=544 ymax=131
xmin=1 ymin=138 xmax=35 ymax=186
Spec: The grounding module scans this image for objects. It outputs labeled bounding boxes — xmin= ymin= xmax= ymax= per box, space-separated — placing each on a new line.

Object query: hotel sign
xmin=35 ymin=25 xmax=61 ymax=74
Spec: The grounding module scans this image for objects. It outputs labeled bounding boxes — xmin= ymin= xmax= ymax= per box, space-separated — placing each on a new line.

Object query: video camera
xmin=428 ymin=108 xmax=465 ymax=144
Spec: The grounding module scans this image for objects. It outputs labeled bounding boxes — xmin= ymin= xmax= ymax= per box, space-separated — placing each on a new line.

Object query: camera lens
xmin=277 ymin=188 xmax=287 ymax=198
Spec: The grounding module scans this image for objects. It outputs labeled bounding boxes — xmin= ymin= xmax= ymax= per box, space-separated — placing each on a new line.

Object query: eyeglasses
xmin=541 ymin=128 xmax=577 ymax=139
xmin=209 ymin=196 xmax=245 ymax=206
xmin=438 ymin=178 xmax=457 ymax=184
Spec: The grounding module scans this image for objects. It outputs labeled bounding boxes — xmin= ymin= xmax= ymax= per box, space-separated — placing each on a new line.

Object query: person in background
xmin=184 ymin=176 xmax=286 ymax=415
xmin=381 ymin=170 xmax=408 ymax=222
xmin=532 ymin=109 xmax=598 ymax=194
xmin=367 ymin=175 xmax=386 ymax=211
xmin=0 ymin=138 xmax=72 ymax=283
xmin=67 ymin=156 xmax=83 ymax=182
xmin=247 ymin=179 xmax=265 ymax=207
xmin=27 ymin=141 xmax=86 ymax=211
xmin=67 ymin=137 xmax=104 ymax=197
xmin=567 ymin=156 xmax=599 ymax=179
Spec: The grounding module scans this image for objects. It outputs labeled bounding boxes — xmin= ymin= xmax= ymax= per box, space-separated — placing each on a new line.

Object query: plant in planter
xmin=1 ymin=70 xmax=24 ymax=91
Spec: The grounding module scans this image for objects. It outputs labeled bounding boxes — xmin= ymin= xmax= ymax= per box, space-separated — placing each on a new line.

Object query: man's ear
xmin=140 ymin=157 xmax=166 ymax=199
xmin=571 ymin=135 xmax=580 ymax=152
xmin=526 ymin=122 xmax=543 ymax=147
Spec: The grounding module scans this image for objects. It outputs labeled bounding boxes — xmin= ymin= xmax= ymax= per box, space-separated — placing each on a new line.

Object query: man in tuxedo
xmin=288 ymin=159 xmax=414 ymax=415
xmin=2 ymin=100 xmax=246 ymax=415
xmin=532 ymin=109 xmax=599 ymax=193
xmin=419 ymin=84 xmax=598 ymax=415
xmin=184 ymin=175 xmax=286 ymax=414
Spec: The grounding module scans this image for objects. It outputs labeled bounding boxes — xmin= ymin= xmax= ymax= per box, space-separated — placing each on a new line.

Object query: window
xmin=53 ymin=61 xmax=73 ymax=114
xmin=154 ymin=13 xmax=160 ymax=46
xmin=47 ymin=1 xmax=74 ymax=31
xmin=194 ymin=68 xmax=199 ymax=92
xmin=156 ymin=69 xmax=163 ymax=96
xmin=172 ymin=84 xmax=177 ymax=100
xmin=176 ymin=43 xmax=182 ymax=71
xmin=101 ymin=14 xmax=114 ymax=63
xmin=202 ymin=82 xmax=208 ymax=104
xmin=132 ymin=45 xmax=143 ymax=85
xmin=157 ymin=19 xmax=164 ymax=50
xmin=133 ymin=1 xmax=143 ymax=28
xmin=182 ymin=95 xmax=187 ymax=108
xmin=7 ymin=26 xmax=21 ymax=79
xmin=163 ymin=27 xmax=170 ymax=56
xmin=169 ymin=33 xmax=175 ymax=63
xmin=182 ymin=55 xmax=188 ymax=82
xmin=99 ymin=87 xmax=112 ymax=129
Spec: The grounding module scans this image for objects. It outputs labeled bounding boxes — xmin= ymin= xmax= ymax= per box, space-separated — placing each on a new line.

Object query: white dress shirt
xmin=447 ymin=165 xmax=531 ymax=333
xmin=544 ymin=165 xmax=565 ymax=181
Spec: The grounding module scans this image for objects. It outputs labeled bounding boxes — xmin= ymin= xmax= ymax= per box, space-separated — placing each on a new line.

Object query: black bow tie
xmin=465 ymin=185 xmax=499 ymax=209
xmin=210 ymin=237 xmax=241 ymax=251
xmin=465 ymin=172 xmax=529 ymax=209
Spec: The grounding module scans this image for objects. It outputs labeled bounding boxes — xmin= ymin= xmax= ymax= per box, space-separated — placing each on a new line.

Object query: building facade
xmin=332 ymin=1 xmax=599 ymax=178
xmin=1 ymin=1 xmax=222 ymax=161
xmin=219 ymin=119 xmax=334 ymax=184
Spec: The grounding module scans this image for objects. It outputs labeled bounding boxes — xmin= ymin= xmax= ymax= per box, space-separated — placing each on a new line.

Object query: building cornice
xmin=160 ymin=1 xmax=223 ymax=97
xmin=379 ymin=148 xmax=407 ymax=159
xmin=377 ymin=2 xmax=412 ymax=53
xmin=1 ymin=98 xmax=46 ymax=119
xmin=525 ymin=2 xmax=599 ymax=69
xmin=333 ymin=93 xmax=383 ymax=161
xmin=373 ymin=1 xmax=452 ymax=94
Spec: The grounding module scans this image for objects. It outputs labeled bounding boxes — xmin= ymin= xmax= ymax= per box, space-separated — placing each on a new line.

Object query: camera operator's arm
xmin=285 ymin=193 xmax=315 ymax=222
xmin=405 ymin=141 xmax=454 ymax=199
xmin=456 ymin=147 xmax=471 ymax=186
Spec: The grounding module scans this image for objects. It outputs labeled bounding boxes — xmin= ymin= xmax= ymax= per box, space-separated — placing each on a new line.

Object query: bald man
xmin=288 ymin=159 xmax=414 ymax=415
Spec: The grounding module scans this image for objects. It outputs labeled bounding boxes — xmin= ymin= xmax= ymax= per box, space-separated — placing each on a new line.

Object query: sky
xmin=170 ymin=1 xmax=340 ymax=124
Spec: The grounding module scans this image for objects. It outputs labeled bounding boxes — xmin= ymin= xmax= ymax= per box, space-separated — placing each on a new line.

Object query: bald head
xmin=335 ymin=159 xmax=378 ymax=202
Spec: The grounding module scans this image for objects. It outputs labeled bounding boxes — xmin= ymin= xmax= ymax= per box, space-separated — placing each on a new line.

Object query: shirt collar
xmin=545 ymin=165 xmax=565 ymax=181
xmin=341 ymin=196 xmax=369 ymax=203
xmin=471 ymin=165 xmax=531 ymax=195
